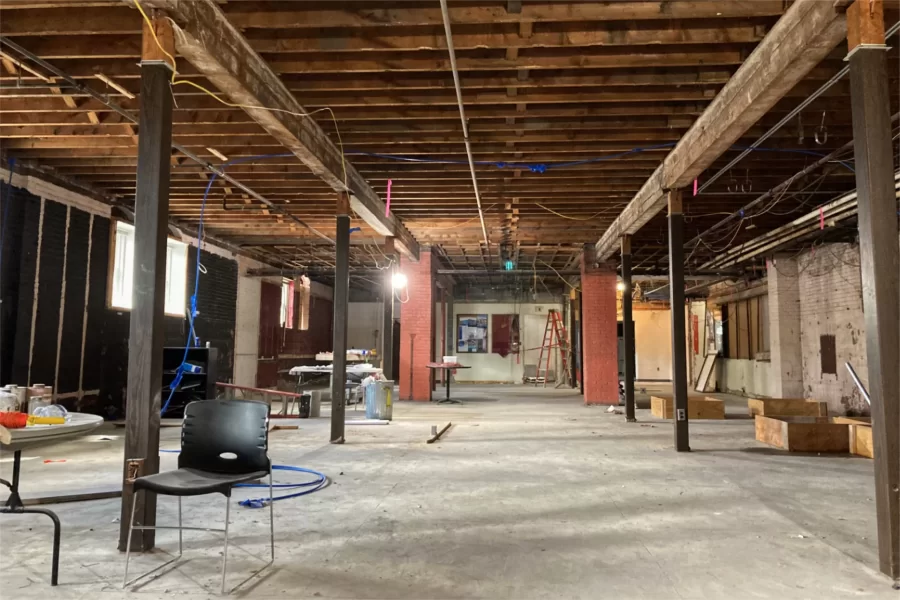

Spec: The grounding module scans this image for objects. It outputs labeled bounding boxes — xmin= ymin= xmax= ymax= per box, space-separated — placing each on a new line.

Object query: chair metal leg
xmin=269 ymin=469 xmax=275 ymax=562
xmin=178 ymin=497 xmax=183 ymax=554
xmin=123 ymin=494 xmax=187 ymax=590
xmin=122 ymin=490 xmax=138 ymax=588
xmin=221 ymin=495 xmax=231 ymax=595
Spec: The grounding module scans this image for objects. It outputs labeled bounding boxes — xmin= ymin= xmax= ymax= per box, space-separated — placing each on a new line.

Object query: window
xmin=280 ymin=279 xmax=294 ymax=328
xmin=723 ymin=295 xmax=769 ymax=360
xmin=297 ymin=276 xmax=310 ymax=331
xmin=110 ymin=221 xmax=188 ymax=316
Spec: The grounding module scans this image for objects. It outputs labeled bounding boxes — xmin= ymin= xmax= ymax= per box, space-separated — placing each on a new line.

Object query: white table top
xmin=290 ymin=364 xmax=383 ymax=376
xmin=1 ymin=413 xmax=104 ymax=451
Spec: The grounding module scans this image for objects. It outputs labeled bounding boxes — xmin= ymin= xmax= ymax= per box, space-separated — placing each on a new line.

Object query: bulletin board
xmin=457 ymin=314 xmax=489 ymax=353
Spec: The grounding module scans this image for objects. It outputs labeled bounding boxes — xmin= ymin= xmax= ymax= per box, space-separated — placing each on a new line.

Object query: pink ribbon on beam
xmin=385 ymin=179 xmax=392 ymax=217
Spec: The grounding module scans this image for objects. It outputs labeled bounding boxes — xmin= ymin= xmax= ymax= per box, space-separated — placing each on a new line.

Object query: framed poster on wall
xmin=457 ymin=314 xmax=488 ymax=353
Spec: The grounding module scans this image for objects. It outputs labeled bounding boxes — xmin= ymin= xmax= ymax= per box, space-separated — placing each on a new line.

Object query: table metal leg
xmin=436 ymin=369 xmax=462 ymax=404
xmin=1 ymin=450 xmax=62 ymax=586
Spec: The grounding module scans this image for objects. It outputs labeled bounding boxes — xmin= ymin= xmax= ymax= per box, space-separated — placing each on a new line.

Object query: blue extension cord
xmin=160 ymin=450 xmax=328 ymax=508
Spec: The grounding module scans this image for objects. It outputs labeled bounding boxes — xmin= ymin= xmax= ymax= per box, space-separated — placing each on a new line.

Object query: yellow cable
xmin=133 ymin=0 xmax=176 ymax=76
xmin=536 ymin=203 xmax=604 ymax=221
xmin=133 ymin=0 xmax=347 ymax=188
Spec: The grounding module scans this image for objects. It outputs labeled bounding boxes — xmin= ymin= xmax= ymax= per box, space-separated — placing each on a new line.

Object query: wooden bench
xmin=216 ymin=382 xmax=312 ymax=417
xmin=754 ymin=415 xmax=850 ymax=453
xmin=650 ymin=395 xmax=725 ymax=420
xmin=747 ymin=397 xmax=828 ymax=417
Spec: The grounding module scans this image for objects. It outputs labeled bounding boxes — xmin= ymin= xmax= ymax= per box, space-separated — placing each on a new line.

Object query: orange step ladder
xmin=535 ymin=309 xmax=571 ymax=388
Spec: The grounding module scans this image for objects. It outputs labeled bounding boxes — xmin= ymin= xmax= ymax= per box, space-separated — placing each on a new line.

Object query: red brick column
xmin=399 ymin=249 xmax=435 ymax=401
xmin=580 ymin=253 xmax=619 ymax=405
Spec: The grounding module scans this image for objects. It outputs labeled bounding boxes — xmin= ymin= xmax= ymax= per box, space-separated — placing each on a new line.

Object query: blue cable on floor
xmin=159 ymin=450 xmax=328 ymax=508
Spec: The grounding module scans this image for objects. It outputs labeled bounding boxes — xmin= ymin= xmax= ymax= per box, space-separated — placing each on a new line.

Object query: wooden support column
xmin=118 ymin=14 xmax=174 ymax=552
xmin=668 ymin=190 xmax=690 ymax=452
xmin=381 ymin=237 xmax=396 ymax=382
xmin=330 ymin=192 xmax=350 ymax=444
xmin=847 ymin=0 xmax=899 ymax=581
xmin=621 ymin=235 xmax=636 ymax=423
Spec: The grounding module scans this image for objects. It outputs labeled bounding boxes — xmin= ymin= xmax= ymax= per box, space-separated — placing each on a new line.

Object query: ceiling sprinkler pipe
xmin=439 ymin=0 xmax=490 ymax=258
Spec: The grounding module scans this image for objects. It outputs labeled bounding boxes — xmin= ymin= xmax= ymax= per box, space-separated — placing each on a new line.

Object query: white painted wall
xmin=796 ymin=243 xmax=869 ymax=414
xmin=718 ymin=358 xmax=773 ymax=397
xmin=450 ymin=301 xmax=564 ymax=383
xmin=230 ymin=259 xmax=261 ymax=387
xmin=634 ymin=309 xmax=673 ymax=380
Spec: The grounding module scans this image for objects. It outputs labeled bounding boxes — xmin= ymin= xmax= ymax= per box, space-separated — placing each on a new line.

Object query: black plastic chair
xmin=123 ymin=399 xmax=274 ymax=594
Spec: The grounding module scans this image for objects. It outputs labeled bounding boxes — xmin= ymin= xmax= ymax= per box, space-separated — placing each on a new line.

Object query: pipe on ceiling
xmin=687 ymin=111 xmax=900 ymax=252
xmin=439 ymin=0 xmax=491 ymax=257
xmin=697 ymin=19 xmax=900 ymax=195
xmin=0 ymin=36 xmax=334 ymax=245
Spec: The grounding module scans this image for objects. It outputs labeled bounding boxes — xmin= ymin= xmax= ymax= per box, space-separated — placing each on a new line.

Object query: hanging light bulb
xmin=392 ymin=272 xmax=408 ymax=289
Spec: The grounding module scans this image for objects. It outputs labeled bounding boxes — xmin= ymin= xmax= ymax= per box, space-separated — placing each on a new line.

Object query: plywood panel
xmin=755 ymin=415 xmax=787 ymax=448
xmin=754 ymin=415 xmax=850 ymax=452
xmin=651 ymin=395 xmax=724 ymax=419
xmin=747 ymin=398 xmax=828 ymax=417
xmin=850 ymin=424 xmax=874 ymax=458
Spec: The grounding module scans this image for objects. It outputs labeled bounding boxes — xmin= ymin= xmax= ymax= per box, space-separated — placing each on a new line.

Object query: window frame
xmin=280 ymin=278 xmax=294 ymax=329
xmin=107 ymin=219 xmax=190 ymax=318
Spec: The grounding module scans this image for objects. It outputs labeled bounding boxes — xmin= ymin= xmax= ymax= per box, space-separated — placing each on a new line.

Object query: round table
xmin=1 ymin=413 xmax=104 ymax=586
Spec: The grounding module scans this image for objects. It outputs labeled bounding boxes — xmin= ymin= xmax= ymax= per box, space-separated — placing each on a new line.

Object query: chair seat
xmin=133 ymin=468 xmax=268 ymax=497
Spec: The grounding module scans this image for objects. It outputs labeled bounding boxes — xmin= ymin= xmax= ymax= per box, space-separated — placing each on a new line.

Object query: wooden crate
xmin=831 ymin=416 xmax=871 ymax=426
xmin=849 ymin=424 xmax=874 ymax=458
xmin=754 ymin=415 xmax=850 ymax=453
xmin=650 ymin=395 xmax=725 ymax=420
xmin=747 ymin=398 xmax=828 ymax=417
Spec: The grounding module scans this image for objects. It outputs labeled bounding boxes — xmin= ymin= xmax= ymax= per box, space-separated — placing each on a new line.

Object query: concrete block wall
xmin=580 ymin=256 xmax=618 ymax=405
xmin=796 ymin=243 xmax=868 ymax=414
xmin=399 ymin=249 xmax=435 ymax=401
xmin=768 ymin=256 xmax=804 ymax=398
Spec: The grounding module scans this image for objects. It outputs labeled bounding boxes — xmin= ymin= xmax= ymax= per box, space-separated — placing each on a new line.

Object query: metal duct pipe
xmin=439 ymin=0 xmax=490 ymax=257
xmin=0 ymin=36 xmax=333 ymax=245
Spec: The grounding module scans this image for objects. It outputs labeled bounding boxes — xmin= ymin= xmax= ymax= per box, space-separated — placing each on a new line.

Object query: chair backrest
xmin=179 ymin=399 xmax=270 ymax=474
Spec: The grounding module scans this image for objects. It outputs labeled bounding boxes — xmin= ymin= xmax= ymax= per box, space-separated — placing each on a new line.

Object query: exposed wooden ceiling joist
xmin=595 ymin=0 xmax=849 ymax=259
xmin=137 ymin=0 xmax=420 ymax=260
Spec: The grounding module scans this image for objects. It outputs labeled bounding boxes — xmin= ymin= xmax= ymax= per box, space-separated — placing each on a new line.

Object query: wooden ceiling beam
xmin=1 ymin=67 xmax=741 ymax=90
xmin=595 ymin=0 xmax=849 ymax=259
xmin=138 ymin=0 xmax=418 ymax=259
xmin=0 ymin=2 xmax=786 ymax=35
xmin=7 ymin=47 xmax=750 ymax=77
xmin=3 ymin=24 xmax=770 ymax=59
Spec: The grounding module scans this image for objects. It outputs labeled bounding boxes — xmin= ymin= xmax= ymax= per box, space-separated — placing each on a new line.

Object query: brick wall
xmin=580 ymin=255 xmax=618 ymax=405
xmin=796 ymin=243 xmax=868 ymax=414
xmin=399 ymin=249 xmax=434 ymax=401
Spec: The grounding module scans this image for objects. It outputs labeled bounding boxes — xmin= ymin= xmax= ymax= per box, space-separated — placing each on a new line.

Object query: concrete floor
xmin=1 ymin=384 xmax=894 ymax=599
